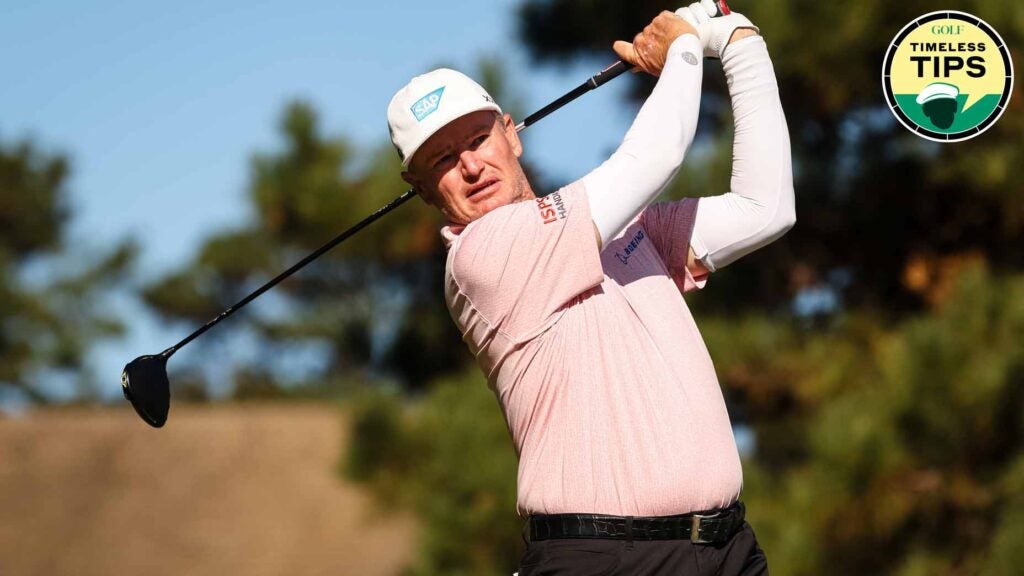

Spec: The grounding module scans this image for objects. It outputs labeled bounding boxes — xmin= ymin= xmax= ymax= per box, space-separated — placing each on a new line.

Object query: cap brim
xmin=917 ymin=93 xmax=957 ymax=105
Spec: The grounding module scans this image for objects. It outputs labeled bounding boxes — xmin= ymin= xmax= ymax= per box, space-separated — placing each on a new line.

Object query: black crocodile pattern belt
xmin=526 ymin=501 xmax=745 ymax=544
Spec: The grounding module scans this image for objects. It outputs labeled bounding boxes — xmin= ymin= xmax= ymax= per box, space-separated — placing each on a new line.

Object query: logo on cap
xmin=411 ymin=86 xmax=445 ymax=122
xmin=882 ymin=11 xmax=1013 ymax=142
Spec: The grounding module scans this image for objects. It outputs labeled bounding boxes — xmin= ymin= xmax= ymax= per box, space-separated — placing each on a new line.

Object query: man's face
xmin=403 ymin=111 xmax=533 ymax=225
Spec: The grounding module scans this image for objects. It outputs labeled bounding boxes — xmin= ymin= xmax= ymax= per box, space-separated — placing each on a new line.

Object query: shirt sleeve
xmin=640 ymin=197 xmax=708 ymax=293
xmin=449 ymin=182 xmax=604 ymax=341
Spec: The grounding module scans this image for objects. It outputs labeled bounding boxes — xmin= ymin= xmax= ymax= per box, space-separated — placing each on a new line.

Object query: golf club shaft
xmin=515 ymin=60 xmax=633 ymax=132
xmin=161 ymin=189 xmax=417 ymax=357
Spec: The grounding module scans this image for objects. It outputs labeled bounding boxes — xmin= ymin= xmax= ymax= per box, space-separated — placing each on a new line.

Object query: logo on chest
xmin=615 ymin=229 xmax=646 ymax=265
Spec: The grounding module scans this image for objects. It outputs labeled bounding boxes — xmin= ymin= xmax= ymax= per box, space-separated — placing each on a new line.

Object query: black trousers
xmin=517 ymin=522 xmax=768 ymax=575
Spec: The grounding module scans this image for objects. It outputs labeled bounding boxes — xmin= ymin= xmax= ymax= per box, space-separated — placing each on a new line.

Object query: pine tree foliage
xmin=0 ymin=138 xmax=135 ymax=400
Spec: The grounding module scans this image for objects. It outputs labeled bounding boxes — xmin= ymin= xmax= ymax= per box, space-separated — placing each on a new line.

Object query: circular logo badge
xmin=882 ymin=11 xmax=1013 ymax=142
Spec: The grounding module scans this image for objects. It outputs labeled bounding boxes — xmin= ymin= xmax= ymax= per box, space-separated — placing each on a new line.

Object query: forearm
xmin=584 ymin=34 xmax=704 ymax=246
xmin=691 ymin=35 xmax=795 ymax=271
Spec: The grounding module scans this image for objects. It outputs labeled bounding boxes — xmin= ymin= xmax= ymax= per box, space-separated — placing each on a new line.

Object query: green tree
xmin=720 ymin=265 xmax=1024 ymax=575
xmin=345 ymin=371 xmax=520 ymax=576
xmin=0 ymin=137 xmax=135 ymax=402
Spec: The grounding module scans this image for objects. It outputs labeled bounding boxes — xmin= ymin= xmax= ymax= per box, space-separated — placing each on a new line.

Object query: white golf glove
xmin=675 ymin=0 xmax=758 ymax=59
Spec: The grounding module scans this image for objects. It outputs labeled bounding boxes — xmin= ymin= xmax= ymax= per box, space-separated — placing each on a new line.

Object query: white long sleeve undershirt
xmin=691 ymin=35 xmax=795 ymax=271
xmin=582 ymin=34 xmax=795 ymax=271
xmin=583 ymin=34 xmax=704 ymax=245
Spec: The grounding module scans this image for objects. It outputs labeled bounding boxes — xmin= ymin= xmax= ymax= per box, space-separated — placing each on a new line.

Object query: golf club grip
xmin=590 ymin=60 xmax=633 ymax=87
xmin=597 ymin=0 xmax=730 ymax=80
xmin=517 ymin=58 xmax=637 ymax=130
xmin=518 ymin=0 xmax=729 ymax=131
xmin=595 ymin=0 xmax=730 ymax=77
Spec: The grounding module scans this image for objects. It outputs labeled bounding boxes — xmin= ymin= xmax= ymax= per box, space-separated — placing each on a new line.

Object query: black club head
xmin=121 ymin=355 xmax=170 ymax=428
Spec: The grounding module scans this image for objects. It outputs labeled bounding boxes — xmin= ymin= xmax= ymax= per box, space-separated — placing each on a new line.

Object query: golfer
xmin=387 ymin=1 xmax=793 ymax=573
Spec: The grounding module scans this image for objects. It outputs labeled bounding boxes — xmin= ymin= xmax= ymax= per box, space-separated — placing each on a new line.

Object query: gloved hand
xmin=675 ymin=0 xmax=758 ymax=59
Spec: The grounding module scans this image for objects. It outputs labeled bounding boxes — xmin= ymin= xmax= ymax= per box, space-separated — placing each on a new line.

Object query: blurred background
xmin=1 ymin=0 xmax=1021 ymax=574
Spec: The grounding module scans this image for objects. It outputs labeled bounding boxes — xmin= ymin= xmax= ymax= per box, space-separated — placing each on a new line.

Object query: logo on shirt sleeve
xmin=536 ymin=191 xmax=567 ymax=224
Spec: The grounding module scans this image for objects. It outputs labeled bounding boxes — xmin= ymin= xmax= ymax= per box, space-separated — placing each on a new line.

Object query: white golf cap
xmin=387 ymin=68 xmax=502 ymax=168
xmin=916 ymin=82 xmax=959 ymax=105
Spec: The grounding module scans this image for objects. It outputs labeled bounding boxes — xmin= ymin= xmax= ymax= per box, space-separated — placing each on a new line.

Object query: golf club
xmin=122 ymin=0 xmax=732 ymax=428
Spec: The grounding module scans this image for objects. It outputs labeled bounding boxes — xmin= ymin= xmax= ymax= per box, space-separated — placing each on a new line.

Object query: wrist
xmin=721 ymin=33 xmax=767 ymax=69
xmin=728 ymin=27 xmax=758 ymax=44
xmin=668 ymin=32 xmax=702 ymax=56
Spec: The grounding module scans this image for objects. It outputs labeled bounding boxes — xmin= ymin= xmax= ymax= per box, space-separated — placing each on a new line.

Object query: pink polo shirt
xmin=441 ymin=182 xmax=742 ymax=517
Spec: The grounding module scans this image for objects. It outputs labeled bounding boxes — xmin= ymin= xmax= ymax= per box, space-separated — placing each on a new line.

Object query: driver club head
xmin=121 ymin=354 xmax=170 ymax=428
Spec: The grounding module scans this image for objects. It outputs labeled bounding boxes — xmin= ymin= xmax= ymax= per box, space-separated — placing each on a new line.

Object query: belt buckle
xmin=690 ymin=513 xmax=714 ymax=544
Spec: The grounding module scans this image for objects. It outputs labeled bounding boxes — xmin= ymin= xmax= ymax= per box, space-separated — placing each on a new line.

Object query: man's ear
xmin=502 ymin=113 xmax=523 ymax=158
xmin=401 ymin=170 xmax=432 ymax=205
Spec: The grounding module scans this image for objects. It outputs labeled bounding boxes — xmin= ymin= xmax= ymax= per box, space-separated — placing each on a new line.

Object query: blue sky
xmin=1 ymin=1 xmax=637 ymax=400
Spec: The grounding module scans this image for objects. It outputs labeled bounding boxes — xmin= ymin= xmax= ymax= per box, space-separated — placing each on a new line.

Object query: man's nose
xmin=459 ymin=150 xmax=484 ymax=179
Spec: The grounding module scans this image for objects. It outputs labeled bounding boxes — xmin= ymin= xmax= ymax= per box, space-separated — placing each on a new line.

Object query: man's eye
xmin=471 ymin=134 xmax=488 ymax=148
xmin=433 ymin=154 xmax=454 ymax=169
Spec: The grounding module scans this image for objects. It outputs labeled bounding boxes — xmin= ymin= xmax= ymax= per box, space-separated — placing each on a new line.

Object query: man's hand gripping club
xmin=612 ymin=12 xmax=699 ymax=76
xmin=612 ymin=1 xmax=759 ymax=76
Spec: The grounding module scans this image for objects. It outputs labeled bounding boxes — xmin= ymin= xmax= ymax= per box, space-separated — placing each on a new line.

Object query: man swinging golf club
xmin=388 ymin=1 xmax=793 ymax=573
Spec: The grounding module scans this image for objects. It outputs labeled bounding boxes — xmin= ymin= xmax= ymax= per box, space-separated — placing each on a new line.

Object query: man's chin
xmin=468 ymin=194 xmax=516 ymax=221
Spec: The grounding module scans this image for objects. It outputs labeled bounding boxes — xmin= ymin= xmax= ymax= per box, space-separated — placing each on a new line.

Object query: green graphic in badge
xmin=916 ymin=82 xmax=959 ymax=129
xmin=883 ymin=11 xmax=1013 ymax=142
